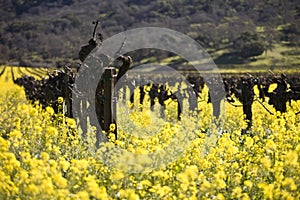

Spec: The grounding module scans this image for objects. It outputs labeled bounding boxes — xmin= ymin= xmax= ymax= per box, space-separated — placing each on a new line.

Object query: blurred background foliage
xmin=0 ymin=0 xmax=299 ymax=68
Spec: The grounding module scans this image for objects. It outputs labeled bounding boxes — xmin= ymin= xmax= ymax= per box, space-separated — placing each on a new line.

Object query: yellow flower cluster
xmin=0 ymin=66 xmax=300 ymax=199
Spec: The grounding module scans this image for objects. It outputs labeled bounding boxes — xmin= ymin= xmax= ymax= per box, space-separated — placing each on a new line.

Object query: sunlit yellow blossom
xmin=266 ymin=139 xmax=277 ymax=151
xmin=25 ymin=184 xmax=39 ymax=196
xmin=261 ymin=157 xmax=272 ymax=169
xmin=41 ymin=152 xmax=50 ymax=161
xmin=140 ymin=180 xmax=152 ymax=187
xmin=67 ymin=118 xmax=77 ymax=129
xmin=109 ymin=123 xmax=116 ymax=132
xmin=73 ymin=191 xmax=89 ymax=200
xmin=244 ymin=180 xmax=253 ymax=189
xmin=29 ymin=107 xmax=38 ymax=116
xmin=118 ymin=188 xmax=139 ymax=200
xmin=115 ymin=140 xmax=125 ymax=147
xmin=53 ymin=174 xmax=68 ymax=189
xmin=71 ymin=159 xmax=89 ymax=170
xmin=34 ymin=125 xmax=43 ymax=133
xmin=201 ymin=179 xmax=211 ymax=190
xmin=233 ymin=173 xmax=243 ymax=184
xmin=216 ymin=179 xmax=227 ymax=189
xmin=232 ymin=186 xmax=243 ymax=198
xmin=242 ymin=193 xmax=251 ymax=200
xmin=59 ymin=159 xmax=70 ymax=172
xmin=57 ymin=97 xmax=64 ymax=104
xmin=111 ymin=184 xmax=118 ymax=190
xmin=149 ymin=184 xmax=171 ymax=198
xmin=46 ymin=106 xmax=54 ymax=115
xmin=258 ymin=183 xmax=274 ymax=199
xmin=245 ymin=136 xmax=254 ymax=148
xmin=184 ymin=165 xmax=199 ymax=180
xmin=46 ymin=126 xmax=58 ymax=137
xmin=215 ymin=168 xmax=227 ymax=179
xmin=97 ymin=186 xmax=109 ymax=199
xmin=9 ymin=129 xmax=22 ymax=139
xmin=216 ymin=193 xmax=225 ymax=200
xmin=158 ymin=186 xmax=172 ymax=198
xmin=0 ymin=137 xmax=10 ymax=151
xmin=41 ymin=178 xmax=54 ymax=195
xmin=110 ymin=171 xmax=125 ymax=181
xmin=284 ymin=151 xmax=298 ymax=166
xmin=282 ymin=177 xmax=297 ymax=191
xmin=108 ymin=133 xmax=116 ymax=142
xmin=13 ymin=118 xmax=21 ymax=129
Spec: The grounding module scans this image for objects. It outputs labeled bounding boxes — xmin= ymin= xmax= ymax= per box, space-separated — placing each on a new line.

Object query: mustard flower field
xmin=0 ymin=66 xmax=300 ymax=199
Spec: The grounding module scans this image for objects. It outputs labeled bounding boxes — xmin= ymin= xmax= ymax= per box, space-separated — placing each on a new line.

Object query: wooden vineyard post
xmin=63 ymin=72 xmax=72 ymax=118
xmin=81 ymin=99 xmax=88 ymax=138
xmin=177 ymin=83 xmax=183 ymax=121
xmin=103 ymin=67 xmax=117 ymax=140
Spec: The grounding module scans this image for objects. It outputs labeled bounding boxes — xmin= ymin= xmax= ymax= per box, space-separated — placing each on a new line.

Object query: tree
xmin=233 ymin=31 xmax=265 ymax=59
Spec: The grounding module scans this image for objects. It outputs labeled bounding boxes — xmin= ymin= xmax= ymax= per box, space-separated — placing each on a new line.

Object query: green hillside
xmin=0 ymin=0 xmax=299 ymax=69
